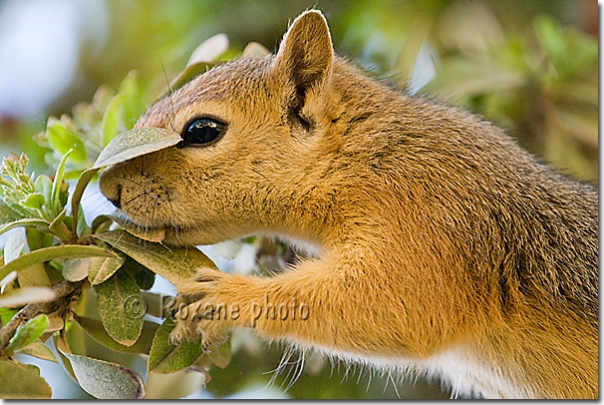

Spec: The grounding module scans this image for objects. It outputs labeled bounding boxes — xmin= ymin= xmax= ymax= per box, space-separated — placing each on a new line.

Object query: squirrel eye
xmin=180 ymin=118 xmax=226 ymax=146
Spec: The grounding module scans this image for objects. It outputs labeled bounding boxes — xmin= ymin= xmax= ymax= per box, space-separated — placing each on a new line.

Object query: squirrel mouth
xmin=107 ymin=212 xmax=179 ymax=244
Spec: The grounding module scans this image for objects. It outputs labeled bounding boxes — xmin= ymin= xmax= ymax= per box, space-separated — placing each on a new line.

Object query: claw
xmin=170 ymin=327 xmax=186 ymax=345
xmin=170 ymin=333 xmax=182 ymax=346
xmin=169 ymin=270 xmax=232 ymax=353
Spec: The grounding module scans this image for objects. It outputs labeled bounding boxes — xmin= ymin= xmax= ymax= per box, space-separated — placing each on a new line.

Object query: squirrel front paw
xmin=169 ymin=268 xmax=233 ymax=350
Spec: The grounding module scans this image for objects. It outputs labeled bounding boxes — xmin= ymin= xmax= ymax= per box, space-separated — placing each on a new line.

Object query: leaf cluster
xmin=0 ymin=34 xmax=256 ymax=399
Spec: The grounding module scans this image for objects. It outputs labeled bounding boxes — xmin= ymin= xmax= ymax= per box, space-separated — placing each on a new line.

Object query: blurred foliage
xmin=0 ymin=72 xmax=234 ymax=398
xmin=0 ymin=0 xmax=598 ymax=399
xmin=34 ymin=71 xmax=148 ymax=178
xmin=421 ymin=12 xmax=598 ymax=183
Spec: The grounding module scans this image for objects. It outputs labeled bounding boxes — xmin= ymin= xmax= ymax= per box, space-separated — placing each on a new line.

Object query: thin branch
xmin=0 ymin=280 xmax=84 ymax=350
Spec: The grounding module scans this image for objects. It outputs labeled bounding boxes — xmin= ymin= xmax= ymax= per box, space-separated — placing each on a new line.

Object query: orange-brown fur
xmin=99 ymin=11 xmax=597 ymax=398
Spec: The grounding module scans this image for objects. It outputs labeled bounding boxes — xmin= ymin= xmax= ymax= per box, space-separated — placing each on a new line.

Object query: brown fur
xmin=99 ymin=11 xmax=598 ymax=399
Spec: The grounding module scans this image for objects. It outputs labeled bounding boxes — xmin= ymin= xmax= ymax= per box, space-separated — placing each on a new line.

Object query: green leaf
xmin=17 ymin=261 xmax=52 ymax=288
xmin=16 ymin=339 xmax=58 ymax=363
xmin=76 ymin=206 xmax=90 ymax=238
xmin=148 ymin=318 xmax=203 ymax=374
xmin=0 ymin=286 xmax=55 ymax=308
xmin=56 ymin=344 xmax=145 ymax=399
xmin=101 ymin=93 xmax=125 ymax=147
xmin=0 ymin=201 xmax=22 ymax=226
xmin=90 ymin=214 xmax=114 ymax=234
xmin=21 ymin=193 xmax=45 ymax=210
xmin=34 ymin=174 xmax=53 ymax=202
xmin=0 ymin=244 xmax=120 ymax=282
xmin=6 ymin=314 xmax=49 ymax=354
xmin=87 ymin=254 xmax=125 ymax=285
xmin=95 ymin=230 xmax=216 ymax=285
xmin=0 ymin=218 xmax=50 ymax=237
xmin=71 ymin=167 xmax=99 ymax=236
xmin=95 ymin=270 xmax=144 ymax=346
xmin=119 ymin=70 xmax=144 ymax=131
xmin=0 ymin=307 xmax=18 ymax=325
xmin=46 ymin=120 xmax=86 ymax=162
xmin=0 ymin=201 xmax=29 ymax=221
xmin=25 ymin=226 xmax=54 ymax=251
xmin=63 ymin=258 xmax=90 ymax=282
xmin=0 ymin=360 xmax=52 ymax=399
xmin=92 ymin=128 xmax=181 ymax=169
xmin=50 ymin=149 xmax=72 ymax=215
xmin=123 ymin=256 xmax=156 ymax=290
xmin=48 ymin=208 xmax=70 ymax=241
xmin=74 ymin=315 xmax=159 ymax=355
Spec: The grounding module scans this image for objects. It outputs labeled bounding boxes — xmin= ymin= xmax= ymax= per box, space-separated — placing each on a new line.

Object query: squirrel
xmin=98 ymin=10 xmax=598 ymax=399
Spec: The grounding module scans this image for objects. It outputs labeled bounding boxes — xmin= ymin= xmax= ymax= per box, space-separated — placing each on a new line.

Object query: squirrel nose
xmin=98 ymin=169 xmax=122 ymax=209
xmin=106 ymin=185 xmax=122 ymax=209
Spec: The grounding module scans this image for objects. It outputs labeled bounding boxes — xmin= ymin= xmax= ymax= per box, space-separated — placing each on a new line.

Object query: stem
xmin=54 ymin=222 xmax=73 ymax=243
xmin=0 ymin=280 xmax=84 ymax=350
xmin=0 ymin=244 xmax=119 ymax=281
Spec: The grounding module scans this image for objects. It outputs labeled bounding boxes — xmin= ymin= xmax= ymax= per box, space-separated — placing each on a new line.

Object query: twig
xmin=0 ymin=280 xmax=84 ymax=350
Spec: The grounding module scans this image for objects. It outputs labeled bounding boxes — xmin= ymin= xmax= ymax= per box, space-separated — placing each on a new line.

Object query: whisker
xmin=385 ymin=368 xmax=401 ymax=399
xmin=122 ymin=191 xmax=149 ymax=207
xmin=117 ymin=177 xmax=144 ymax=187
xmin=159 ymin=57 xmax=178 ymax=133
xmin=283 ymin=348 xmax=305 ymax=392
xmin=366 ymin=368 xmax=373 ymax=394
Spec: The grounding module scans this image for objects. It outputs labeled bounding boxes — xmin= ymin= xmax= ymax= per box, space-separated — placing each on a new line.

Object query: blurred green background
xmin=0 ymin=0 xmax=598 ymax=399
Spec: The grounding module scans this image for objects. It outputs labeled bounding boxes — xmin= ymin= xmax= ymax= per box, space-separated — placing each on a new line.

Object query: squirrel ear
xmin=272 ymin=10 xmax=334 ymax=104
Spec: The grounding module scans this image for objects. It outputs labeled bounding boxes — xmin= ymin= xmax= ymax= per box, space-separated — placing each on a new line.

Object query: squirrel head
xmin=99 ymin=11 xmax=347 ymax=246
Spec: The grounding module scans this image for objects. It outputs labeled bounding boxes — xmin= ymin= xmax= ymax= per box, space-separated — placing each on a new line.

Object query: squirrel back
xmin=99 ymin=10 xmax=598 ymax=399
